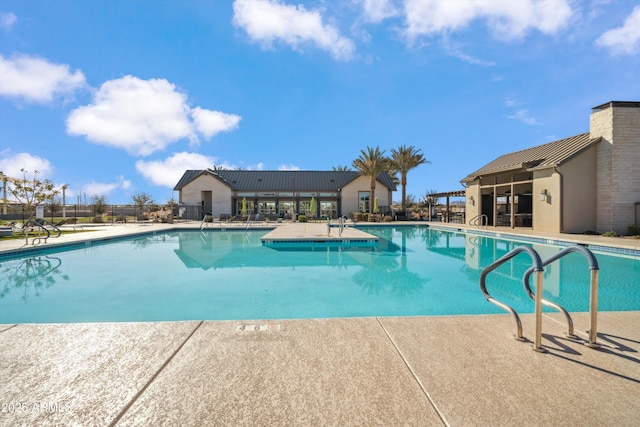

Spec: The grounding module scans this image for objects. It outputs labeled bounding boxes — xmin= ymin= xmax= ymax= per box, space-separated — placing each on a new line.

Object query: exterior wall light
xmin=469 ymin=195 xmax=475 ymax=206
xmin=540 ymin=189 xmax=548 ymax=201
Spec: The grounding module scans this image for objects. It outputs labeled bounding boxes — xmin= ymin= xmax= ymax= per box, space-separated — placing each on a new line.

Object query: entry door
xmin=201 ymin=191 xmax=212 ymax=215
xmin=481 ymin=194 xmax=494 ymax=226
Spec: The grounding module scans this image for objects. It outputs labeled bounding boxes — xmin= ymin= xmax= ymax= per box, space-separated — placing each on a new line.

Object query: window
xmin=320 ymin=201 xmax=337 ymax=218
xmin=278 ymin=200 xmax=295 ymax=217
xmin=236 ymin=199 xmax=253 ymax=215
xmin=358 ymin=192 xmax=370 ymax=213
xmin=299 ymin=200 xmax=312 ymax=216
xmin=257 ymin=201 xmax=276 ymax=215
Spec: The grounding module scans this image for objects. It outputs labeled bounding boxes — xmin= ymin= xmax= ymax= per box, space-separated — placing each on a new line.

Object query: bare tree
xmin=132 ymin=192 xmax=155 ymax=219
xmin=9 ymin=169 xmax=58 ymax=220
xmin=91 ymin=195 xmax=107 ymax=215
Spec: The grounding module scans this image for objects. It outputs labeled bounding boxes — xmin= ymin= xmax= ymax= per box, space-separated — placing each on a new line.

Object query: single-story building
xmin=462 ymin=101 xmax=640 ymax=234
xmin=174 ymin=170 xmax=396 ymax=220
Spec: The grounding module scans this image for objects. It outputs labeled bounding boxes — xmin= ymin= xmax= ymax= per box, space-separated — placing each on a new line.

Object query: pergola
xmin=426 ymin=190 xmax=466 ymax=222
xmin=0 ymin=172 xmax=21 ymax=216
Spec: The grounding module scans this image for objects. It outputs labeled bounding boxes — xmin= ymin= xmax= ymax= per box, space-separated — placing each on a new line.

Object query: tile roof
xmin=174 ymin=170 xmax=397 ymax=192
xmin=461 ymin=132 xmax=600 ymax=183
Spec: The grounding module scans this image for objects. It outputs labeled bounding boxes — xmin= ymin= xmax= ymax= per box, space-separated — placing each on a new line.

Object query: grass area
xmin=0 ymin=220 xmax=97 ymax=242
xmin=1 ymin=215 xmax=138 ymax=226
xmin=0 ymin=229 xmax=95 ymax=241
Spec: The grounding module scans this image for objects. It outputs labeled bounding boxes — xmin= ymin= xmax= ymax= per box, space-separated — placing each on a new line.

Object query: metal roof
xmin=461 ymin=132 xmax=600 ymax=183
xmin=174 ymin=170 xmax=397 ymax=192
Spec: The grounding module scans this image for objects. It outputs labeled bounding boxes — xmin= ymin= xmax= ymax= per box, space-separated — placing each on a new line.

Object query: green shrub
xmin=354 ymin=213 xmax=362 ymax=222
xmin=627 ymin=225 xmax=640 ymax=236
xmin=298 ymin=215 xmax=308 ymax=223
xmin=361 ymin=213 xmax=369 ymax=222
xmin=383 ymin=215 xmax=392 ymax=222
xmin=601 ymin=231 xmax=619 ymax=237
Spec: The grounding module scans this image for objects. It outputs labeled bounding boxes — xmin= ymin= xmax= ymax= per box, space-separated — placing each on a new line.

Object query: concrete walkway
xmin=0 ymin=221 xmax=639 ymax=426
xmin=0 ymin=313 xmax=638 ymax=426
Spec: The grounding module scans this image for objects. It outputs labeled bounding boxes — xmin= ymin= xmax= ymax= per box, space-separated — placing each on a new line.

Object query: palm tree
xmin=332 ymin=165 xmax=351 ymax=171
xmin=352 ymin=146 xmax=389 ymax=214
xmin=390 ymin=145 xmax=430 ymax=211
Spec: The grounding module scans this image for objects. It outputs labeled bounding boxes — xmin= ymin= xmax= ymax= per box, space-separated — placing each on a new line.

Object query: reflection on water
xmin=0 ymin=227 xmax=637 ymax=323
xmin=171 ymin=229 xmax=428 ymax=296
xmin=0 ymin=256 xmax=69 ymax=301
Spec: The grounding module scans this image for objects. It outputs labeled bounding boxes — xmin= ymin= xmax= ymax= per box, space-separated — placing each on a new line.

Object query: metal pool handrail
xmin=469 ymin=214 xmax=488 ymax=228
xmin=24 ymin=219 xmax=51 ymax=245
xmin=480 ymin=246 xmax=546 ymax=351
xmin=523 ymin=245 xmax=600 ymax=348
xmin=37 ymin=218 xmax=62 ymax=238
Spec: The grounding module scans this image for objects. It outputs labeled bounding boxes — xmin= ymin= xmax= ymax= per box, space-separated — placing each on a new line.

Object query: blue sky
xmin=1 ymin=0 xmax=639 ymax=205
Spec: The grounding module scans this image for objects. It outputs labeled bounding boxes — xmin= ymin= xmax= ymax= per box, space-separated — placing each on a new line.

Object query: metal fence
xmin=0 ymin=204 xmax=184 ymax=222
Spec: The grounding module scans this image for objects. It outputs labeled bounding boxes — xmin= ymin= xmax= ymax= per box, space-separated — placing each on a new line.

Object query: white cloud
xmin=0 ymin=12 xmax=17 ymax=31
xmin=67 ymin=76 xmax=192 ymax=156
xmin=355 ymin=0 xmax=398 ymax=23
xmin=0 ymin=54 xmax=87 ymax=104
xmin=67 ymin=76 xmax=241 ymax=156
xmin=596 ymin=6 xmax=640 ymax=55
xmin=232 ymin=0 xmax=356 ymax=60
xmin=277 ymin=163 xmax=300 ymax=170
xmin=506 ymin=109 xmax=540 ymax=126
xmin=442 ymin=36 xmax=495 ymax=66
xmin=245 ymin=162 xmax=265 ymax=171
xmin=135 ymin=152 xmax=218 ymax=188
xmin=504 ymin=97 xmax=523 ymax=107
xmin=0 ymin=151 xmax=53 ymax=179
xmin=191 ymin=107 xmax=241 ymax=139
xmin=403 ymin=0 xmax=573 ymax=43
xmin=82 ymin=176 xmax=132 ymax=198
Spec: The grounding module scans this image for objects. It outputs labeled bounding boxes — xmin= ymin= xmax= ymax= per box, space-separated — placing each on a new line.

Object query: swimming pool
xmin=1 ymin=226 xmax=638 ymax=323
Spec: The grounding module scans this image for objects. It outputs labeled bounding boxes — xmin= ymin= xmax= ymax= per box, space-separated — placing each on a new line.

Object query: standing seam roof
xmin=461 ymin=133 xmax=599 ymax=183
xmin=174 ymin=170 xmax=397 ymax=192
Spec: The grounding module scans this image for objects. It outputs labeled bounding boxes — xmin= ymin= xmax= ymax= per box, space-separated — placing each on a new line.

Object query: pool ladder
xmin=24 ymin=219 xmax=61 ymax=245
xmin=480 ymin=245 xmax=600 ymax=352
xmin=469 ymin=214 xmax=488 ymax=228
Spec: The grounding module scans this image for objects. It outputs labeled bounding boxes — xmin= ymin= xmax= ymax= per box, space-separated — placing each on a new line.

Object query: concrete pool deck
xmin=0 ymin=221 xmax=639 ymax=426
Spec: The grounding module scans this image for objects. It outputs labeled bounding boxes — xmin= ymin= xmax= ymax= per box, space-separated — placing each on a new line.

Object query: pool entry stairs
xmin=480 ymin=244 xmax=600 ymax=352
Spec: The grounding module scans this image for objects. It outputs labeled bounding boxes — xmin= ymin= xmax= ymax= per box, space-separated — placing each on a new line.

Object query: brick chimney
xmin=590 ymin=101 xmax=640 ymax=234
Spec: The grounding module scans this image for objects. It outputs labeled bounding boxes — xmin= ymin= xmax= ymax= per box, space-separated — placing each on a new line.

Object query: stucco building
xmin=462 ymin=101 xmax=640 ymax=234
xmin=174 ymin=169 xmax=396 ymax=220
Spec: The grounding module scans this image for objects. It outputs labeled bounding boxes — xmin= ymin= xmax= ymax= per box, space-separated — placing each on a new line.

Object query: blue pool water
xmin=0 ymin=226 xmax=638 ymax=323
